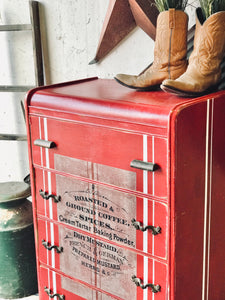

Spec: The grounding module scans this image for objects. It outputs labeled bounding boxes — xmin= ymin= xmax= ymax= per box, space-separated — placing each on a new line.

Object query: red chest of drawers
xmin=25 ymin=78 xmax=225 ymax=300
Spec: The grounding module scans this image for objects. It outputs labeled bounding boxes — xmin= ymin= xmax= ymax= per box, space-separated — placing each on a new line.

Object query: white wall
xmin=0 ymin=0 xmax=197 ymax=182
xmin=0 ymin=0 xmax=154 ymax=182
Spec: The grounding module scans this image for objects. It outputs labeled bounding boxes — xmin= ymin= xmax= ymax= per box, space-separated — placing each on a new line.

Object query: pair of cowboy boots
xmin=114 ymin=8 xmax=225 ymax=97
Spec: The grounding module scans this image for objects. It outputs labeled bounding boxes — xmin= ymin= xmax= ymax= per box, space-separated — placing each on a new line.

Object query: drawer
xmin=30 ymin=116 xmax=168 ymax=198
xmin=35 ymin=169 xmax=168 ymax=259
xmin=37 ymin=219 xmax=168 ymax=300
xmin=39 ymin=266 xmax=119 ymax=299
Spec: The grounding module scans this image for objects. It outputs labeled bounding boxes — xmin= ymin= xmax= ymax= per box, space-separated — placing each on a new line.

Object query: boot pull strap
xmin=169 ymin=8 xmax=175 ymax=29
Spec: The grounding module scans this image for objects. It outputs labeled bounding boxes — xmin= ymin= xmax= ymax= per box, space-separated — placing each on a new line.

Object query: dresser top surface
xmin=26 ymin=78 xmax=224 ymax=127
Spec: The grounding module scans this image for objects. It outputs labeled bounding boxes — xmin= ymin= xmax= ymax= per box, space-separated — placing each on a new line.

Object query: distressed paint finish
xmin=26 ymin=78 xmax=225 ymax=299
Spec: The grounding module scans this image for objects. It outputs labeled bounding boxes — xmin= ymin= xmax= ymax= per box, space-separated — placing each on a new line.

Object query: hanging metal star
xmin=89 ymin=0 xmax=159 ymax=64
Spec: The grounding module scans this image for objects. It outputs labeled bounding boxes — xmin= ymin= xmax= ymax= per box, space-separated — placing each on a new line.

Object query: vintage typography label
xmin=55 ymin=155 xmax=137 ymax=249
xmin=54 ymin=154 xmax=136 ymax=191
xmin=61 ymin=276 xmax=117 ymax=300
xmin=59 ymin=226 xmax=137 ymax=299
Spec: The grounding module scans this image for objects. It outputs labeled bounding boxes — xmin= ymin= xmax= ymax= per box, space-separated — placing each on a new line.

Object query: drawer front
xmin=38 ymin=220 xmax=168 ymax=300
xmin=35 ymin=169 xmax=168 ymax=259
xmin=39 ymin=266 xmax=118 ymax=300
xmin=30 ymin=116 xmax=168 ymax=198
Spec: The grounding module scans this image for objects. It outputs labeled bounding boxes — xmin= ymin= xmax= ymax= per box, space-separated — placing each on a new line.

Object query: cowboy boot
xmin=114 ymin=9 xmax=188 ymax=90
xmin=161 ymin=8 xmax=225 ymax=97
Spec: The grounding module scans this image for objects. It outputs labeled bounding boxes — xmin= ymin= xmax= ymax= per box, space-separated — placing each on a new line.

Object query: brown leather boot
xmin=114 ymin=9 xmax=188 ymax=90
xmin=161 ymin=8 xmax=225 ymax=97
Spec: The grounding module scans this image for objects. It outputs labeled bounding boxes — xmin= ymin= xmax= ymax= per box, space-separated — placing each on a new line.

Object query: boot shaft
xmin=153 ymin=9 xmax=188 ymax=76
xmin=189 ymin=8 xmax=225 ymax=75
xmin=114 ymin=8 xmax=188 ymax=89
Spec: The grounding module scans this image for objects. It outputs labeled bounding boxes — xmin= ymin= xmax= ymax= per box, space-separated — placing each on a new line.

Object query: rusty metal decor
xmin=89 ymin=0 xmax=159 ymax=64
xmin=129 ymin=0 xmax=158 ymax=39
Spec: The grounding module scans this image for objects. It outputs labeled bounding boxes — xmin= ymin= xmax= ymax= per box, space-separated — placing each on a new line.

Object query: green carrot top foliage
xmin=153 ymin=0 xmax=188 ymax=12
xmin=153 ymin=0 xmax=225 ymax=18
xmin=199 ymin=0 xmax=225 ymax=19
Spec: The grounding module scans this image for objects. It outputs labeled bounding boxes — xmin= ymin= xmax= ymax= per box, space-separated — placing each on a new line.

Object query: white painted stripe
xmin=143 ymin=256 xmax=148 ymax=300
xmin=202 ymin=100 xmax=210 ymax=300
xmin=152 ymin=136 xmax=155 ymax=197
xmin=39 ymin=117 xmax=50 ymax=290
xmin=43 ymin=118 xmax=56 ymax=294
xmin=44 ymin=118 xmax=50 ymax=168
xmin=47 ymin=268 xmax=50 ymax=296
xmin=47 ymin=222 xmax=50 ymax=290
xmin=143 ymin=195 xmax=148 ymax=253
xmin=43 ymin=118 xmax=52 ymax=218
xmin=143 ymin=134 xmax=148 ymax=253
xmin=206 ymin=99 xmax=214 ymax=300
xmin=143 ymin=135 xmax=148 ymax=300
xmin=152 ymin=137 xmax=155 ymax=257
xmin=39 ymin=117 xmax=43 ymax=167
xmin=152 ymin=137 xmax=155 ymax=300
xmin=48 ymin=172 xmax=53 ymax=219
xmin=38 ymin=117 xmax=46 ymax=193
xmin=43 ymin=118 xmax=53 ymax=220
xmin=39 ymin=118 xmax=48 ymax=240
xmin=52 ymin=271 xmax=57 ymax=296
xmin=50 ymin=222 xmax=55 ymax=268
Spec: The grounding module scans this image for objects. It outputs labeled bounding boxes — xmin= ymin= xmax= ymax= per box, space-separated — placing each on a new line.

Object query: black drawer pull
xmin=39 ymin=189 xmax=61 ymax=203
xmin=44 ymin=287 xmax=65 ymax=300
xmin=131 ymin=275 xmax=161 ymax=293
xmin=131 ymin=218 xmax=161 ymax=235
xmin=34 ymin=139 xmax=56 ymax=149
xmin=130 ymin=159 xmax=158 ymax=172
xmin=42 ymin=240 xmax=63 ymax=253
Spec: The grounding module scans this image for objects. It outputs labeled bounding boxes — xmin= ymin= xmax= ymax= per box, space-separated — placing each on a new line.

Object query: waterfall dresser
xmin=25 ymin=78 xmax=225 ymax=300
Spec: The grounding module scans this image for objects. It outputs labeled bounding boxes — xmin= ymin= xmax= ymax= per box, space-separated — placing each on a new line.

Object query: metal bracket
xmin=42 ymin=240 xmax=63 ymax=254
xmin=44 ymin=287 xmax=65 ymax=300
xmin=130 ymin=159 xmax=158 ymax=172
xmin=39 ymin=189 xmax=61 ymax=203
xmin=131 ymin=218 xmax=161 ymax=235
xmin=131 ymin=275 xmax=161 ymax=293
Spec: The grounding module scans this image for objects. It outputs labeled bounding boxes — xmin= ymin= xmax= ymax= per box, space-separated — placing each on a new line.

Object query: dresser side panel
xmin=171 ymin=101 xmax=208 ymax=300
xmin=206 ymin=96 xmax=225 ymax=300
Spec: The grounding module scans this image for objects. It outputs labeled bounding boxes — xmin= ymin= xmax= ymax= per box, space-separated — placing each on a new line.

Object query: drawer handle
xmin=42 ymin=240 xmax=63 ymax=253
xmin=131 ymin=218 xmax=161 ymax=235
xmin=34 ymin=139 xmax=56 ymax=149
xmin=39 ymin=189 xmax=61 ymax=203
xmin=130 ymin=159 xmax=158 ymax=172
xmin=131 ymin=275 xmax=161 ymax=293
xmin=44 ymin=287 xmax=65 ymax=300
